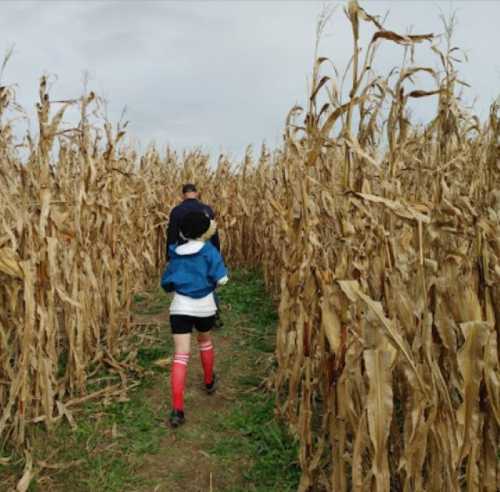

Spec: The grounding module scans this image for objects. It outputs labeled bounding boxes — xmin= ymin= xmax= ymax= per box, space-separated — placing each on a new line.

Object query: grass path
xmin=0 ymin=270 xmax=299 ymax=491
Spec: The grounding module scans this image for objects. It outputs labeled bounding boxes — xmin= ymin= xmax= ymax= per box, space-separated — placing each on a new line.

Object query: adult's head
xmin=182 ymin=183 xmax=198 ymax=200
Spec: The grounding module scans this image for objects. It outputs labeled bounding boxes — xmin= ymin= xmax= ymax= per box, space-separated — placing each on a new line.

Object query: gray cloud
xmin=1 ymin=1 xmax=499 ymax=161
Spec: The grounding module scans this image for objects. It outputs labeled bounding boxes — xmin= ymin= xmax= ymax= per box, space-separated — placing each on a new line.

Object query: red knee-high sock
xmin=171 ymin=352 xmax=190 ymax=411
xmin=199 ymin=341 xmax=215 ymax=385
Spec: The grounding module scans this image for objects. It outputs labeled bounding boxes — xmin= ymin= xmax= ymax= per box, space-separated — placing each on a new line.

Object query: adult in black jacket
xmin=166 ymin=183 xmax=220 ymax=261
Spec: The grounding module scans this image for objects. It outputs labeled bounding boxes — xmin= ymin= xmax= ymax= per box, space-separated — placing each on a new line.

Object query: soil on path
xmin=133 ymin=319 xmax=255 ymax=491
xmin=129 ymin=270 xmax=294 ymax=492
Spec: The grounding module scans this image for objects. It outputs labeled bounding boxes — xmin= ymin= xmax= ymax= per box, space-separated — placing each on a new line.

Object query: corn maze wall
xmin=0 ymin=2 xmax=499 ymax=490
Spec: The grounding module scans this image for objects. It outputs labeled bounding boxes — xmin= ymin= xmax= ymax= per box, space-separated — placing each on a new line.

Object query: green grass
xmin=213 ymin=270 xmax=300 ymax=491
xmin=211 ymin=392 xmax=300 ymax=492
xmin=0 ymin=269 xmax=300 ymax=492
xmin=137 ymin=339 xmax=172 ymax=373
xmin=1 ymin=292 xmax=172 ymax=492
xmin=134 ymin=287 xmax=168 ymax=315
xmin=0 ymin=383 xmax=169 ymax=492
xmin=219 ymin=270 xmax=278 ymax=353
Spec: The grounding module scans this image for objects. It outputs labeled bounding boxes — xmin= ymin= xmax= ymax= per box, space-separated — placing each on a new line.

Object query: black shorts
xmin=170 ymin=315 xmax=215 ymax=335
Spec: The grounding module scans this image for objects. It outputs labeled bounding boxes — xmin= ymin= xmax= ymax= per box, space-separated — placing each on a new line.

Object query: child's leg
xmin=195 ymin=315 xmax=216 ymax=385
xmin=197 ymin=331 xmax=214 ymax=385
xmin=171 ymin=333 xmax=191 ymax=412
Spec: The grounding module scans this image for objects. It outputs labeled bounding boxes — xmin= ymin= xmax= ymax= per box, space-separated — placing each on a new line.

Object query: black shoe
xmin=213 ymin=312 xmax=224 ymax=330
xmin=169 ymin=409 xmax=185 ymax=428
xmin=205 ymin=374 xmax=218 ymax=395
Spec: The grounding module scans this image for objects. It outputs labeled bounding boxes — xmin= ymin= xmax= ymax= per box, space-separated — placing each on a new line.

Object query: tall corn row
xmin=265 ymin=3 xmax=500 ymax=490
xmin=0 ymin=80 xmax=267 ymax=448
xmin=0 ymin=82 xmax=187 ymax=447
xmin=0 ymin=3 xmax=498 ymax=490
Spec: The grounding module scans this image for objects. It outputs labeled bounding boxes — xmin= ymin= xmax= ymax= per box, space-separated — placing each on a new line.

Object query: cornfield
xmin=1 ymin=2 xmax=499 ymax=490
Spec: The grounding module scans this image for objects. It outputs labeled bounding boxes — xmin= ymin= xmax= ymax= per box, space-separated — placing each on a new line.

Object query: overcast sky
xmin=1 ymin=1 xmax=499 ymax=160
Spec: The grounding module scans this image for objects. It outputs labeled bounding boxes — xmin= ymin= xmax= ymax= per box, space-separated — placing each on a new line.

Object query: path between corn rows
xmin=133 ymin=299 xmax=257 ymax=491
xmin=129 ymin=270 xmax=296 ymax=491
xmin=1 ymin=270 xmax=299 ymax=491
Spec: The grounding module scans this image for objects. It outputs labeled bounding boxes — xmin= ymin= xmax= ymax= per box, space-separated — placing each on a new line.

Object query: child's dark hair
xmin=180 ymin=211 xmax=210 ymax=240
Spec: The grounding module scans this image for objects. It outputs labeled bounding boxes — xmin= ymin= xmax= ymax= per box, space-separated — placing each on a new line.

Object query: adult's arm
xmin=205 ymin=205 xmax=221 ymax=251
xmin=210 ymin=229 xmax=221 ymax=252
xmin=166 ymin=207 xmax=179 ymax=261
xmin=207 ymin=246 xmax=228 ymax=286
xmin=160 ymin=261 xmax=176 ymax=292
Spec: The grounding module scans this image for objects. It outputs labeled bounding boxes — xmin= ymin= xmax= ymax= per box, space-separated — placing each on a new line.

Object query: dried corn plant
xmin=0 ymin=73 xmax=260 ymax=451
xmin=265 ymin=2 xmax=500 ymax=491
xmin=0 ymin=82 xmax=195 ymax=447
xmin=0 ymin=2 xmax=498 ymax=491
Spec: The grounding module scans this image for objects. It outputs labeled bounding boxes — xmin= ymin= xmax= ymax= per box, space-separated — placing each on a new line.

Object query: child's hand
xmin=217 ymin=275 xmax=229 ymax=287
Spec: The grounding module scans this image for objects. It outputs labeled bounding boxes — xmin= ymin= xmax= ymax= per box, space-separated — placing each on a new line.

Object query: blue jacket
xmin=161 ymin=241 xmax=228 ymax=298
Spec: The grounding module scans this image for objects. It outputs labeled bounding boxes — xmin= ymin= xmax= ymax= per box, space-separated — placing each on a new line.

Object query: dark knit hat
xmin=180 ymin=211 xmax=210 ymax=240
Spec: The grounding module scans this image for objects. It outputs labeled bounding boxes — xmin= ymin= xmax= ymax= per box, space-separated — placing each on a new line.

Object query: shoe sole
xmin=206 ymin=375 xmax=218 ymax=395
xmin=169 ymin=418 xmax=185 ymax=428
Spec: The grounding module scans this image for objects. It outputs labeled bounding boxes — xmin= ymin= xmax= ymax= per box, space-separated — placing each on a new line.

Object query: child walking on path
xmin=161 ymin=211 xmax=228 ymax=427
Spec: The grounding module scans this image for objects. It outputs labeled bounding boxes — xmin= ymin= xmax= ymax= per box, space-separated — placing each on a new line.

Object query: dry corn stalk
xmin=0 ymin=4 xmax=498 ymax=492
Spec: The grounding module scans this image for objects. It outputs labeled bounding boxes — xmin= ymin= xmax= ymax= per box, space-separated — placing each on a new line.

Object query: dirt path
xmin=134 ymin=324 xmax=252 ymax=491
xmin=128 ymin=269 xmax=298 ymax=492
xmin=0 ymin=270 xmax=298 ymax=492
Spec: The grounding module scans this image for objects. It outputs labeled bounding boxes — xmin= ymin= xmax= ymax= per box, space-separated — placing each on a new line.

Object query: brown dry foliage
xmin=265 ymin=3 xmax=500 ymax=491
xmin=0 ymin=2 xmax=499 ymax=490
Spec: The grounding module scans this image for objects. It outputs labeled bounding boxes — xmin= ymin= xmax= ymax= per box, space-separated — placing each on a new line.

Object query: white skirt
xmin=169 ymin=292 xmax=217 ymax=317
